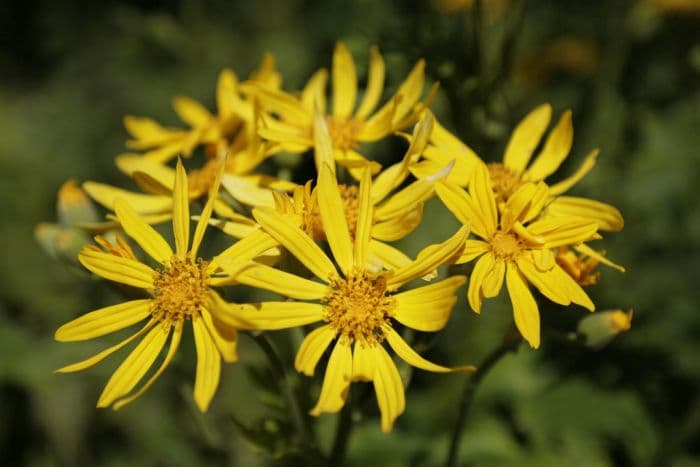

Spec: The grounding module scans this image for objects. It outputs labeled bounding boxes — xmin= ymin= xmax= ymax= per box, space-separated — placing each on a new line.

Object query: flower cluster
xmin=47 ymin=43 xmax=626 ymax=432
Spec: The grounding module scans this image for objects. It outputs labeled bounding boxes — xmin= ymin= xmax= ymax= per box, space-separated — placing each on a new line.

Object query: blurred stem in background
xmin=445 ymin=326 xmax=521 ymax=467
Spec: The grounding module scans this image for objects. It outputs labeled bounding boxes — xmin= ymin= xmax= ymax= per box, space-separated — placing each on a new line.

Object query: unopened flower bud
xmin=578 ymin=309 xmax=633 ymax=349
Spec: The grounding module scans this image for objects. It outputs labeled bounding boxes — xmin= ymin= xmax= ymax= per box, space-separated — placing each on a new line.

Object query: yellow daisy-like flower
xmin=413 ymin=103 xmax=624 ymax=232
xmin=216 ymin=164 xmax=472 ymax=432
xmin=54 ymin=160 xmax=270 ymax=411
xmin=123 ymin=53 xmax=282 ymax=164
xmin=243 ymin=42 xmax=435 ymax=174
xmin=436 ymin=162 xmax=600 ymax=348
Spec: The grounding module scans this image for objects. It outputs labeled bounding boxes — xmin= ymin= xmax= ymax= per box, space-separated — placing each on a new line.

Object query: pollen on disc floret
xmin=151 ymin=255 xmax=209 ymax=326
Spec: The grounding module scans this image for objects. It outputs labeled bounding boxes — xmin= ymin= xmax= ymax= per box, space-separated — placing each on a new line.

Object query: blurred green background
xmin=2 ymin=0 xmax=700 ymax=466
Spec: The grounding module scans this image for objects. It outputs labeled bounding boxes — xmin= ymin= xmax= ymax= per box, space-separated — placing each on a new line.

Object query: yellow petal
xmin=209 ymin=228 xmax=279 ymax=272
xmin=172 ymin=159 xmax=190 ymax=257
xmin=385 ymin=326 xmax=474 ymax=373
xmin=336 ymin=149 xmax=382 ymax=177
xmin=527 ymin=217 xmax=599 ymax=248
xmin=233 ymin=262 xmax=327 ymax=300
xmin=455 ymin=240 xmax=489 ymax=264
xmin=469 ymin=163 xmax=498 ymax=237
xmin=216 ymin=68 xmax=239 ymax=118
xmin=221 ymin=174 xmax=275 ymax=208
xmin=83 ymin=182 xmax=172 ymax=215
xmin=241 ymin=83 xmax=311 ymax=126
xmin=55 ymin=299 xmax=151 ymax=342
xmin=505 ymin=263 xmax=540 ymax=349
xmin=549 ymin=149 xmax=599 ymax=196
xmin=372 ymin=203 xmax=423 ymax=242
xmin=550 ymin=264 xmax=595 ymax=311
xmin=393 ymin=276 xmax=466 ymax=331
xmin=332 ymin=42 xmax=357 ymax=118
xmin=369 ymin=343 xmax=405 ymax=432
xmin=390 ymin=59 xmax=426 ymax=125
xmin=502 ymin=103 xmax=552 ymax=174
xmin=355 ymin=46 xmax=385 ymax=119
xmin=295 ymin=325 xmax=337 ymax=376
xmin=367 ymin=240 xmax=412 ymax=273
xmin=545 ymin=196 xmax=624 ymax=232
xmin=301 ymin=69 xmax=329 ymax=115
xmin=192 ymin=316 xmax=221 ymax=411
xmin=115 ymin=154 xmax=176 ymax=190
xmin=78 ymin=249 xmax=155 ymax=289
xmin=351 ymin=342 xmax=375 ymax=382
xmin=56 ymin=319 xmax=156 ymax=373
xmin=97 ymin=325 xmax=170 ymax=407
xmin=114 ymin=199 xmax=173 ymax=263
xmin=252 ymin=208 xmax=336 ymax=282
xmin=356 ymin=96 xmax=397 ymax=142
xmin=113 ymin=320 xmax=183 ymax=410
xmin=374 ymin=180 xmax=435 ymax=221
xmin=123 ymin=115 xmax=179 ymax=143
xmin=435 ymin=181 xmax=489 ymax=239
xmin=173 ymin=96 xmax=213 ymax=127
xmin=354 ymin=168 xmax=373 ymax=268
xmin=524 ymin=110 xmax=573 ymax=181
xmin=482 ymin=259 xmax=505 ymax=298
xmin=574 ymin=243 xmax=625 ymax=273
xmin=467 ymin=253 xmax=496 ymax=313
xmin=387 ymin=225 xmax=469 ymax=289
xmin=191 ymin=158 xmax=225 ymax=257
xmin=318 ymin=164 xmax=354 ymax=274
xmin=310 ymin=339 xmax=352 ymax=415
xmin=200 ymin=307 xmax=238 ymax=363
xmin=516 ymin=256 xmax=570 ymax=306
xmin=313 ymin=113 xmax=336 ymax=174
xmin=236 ymin=301 xmax=325 ymax=330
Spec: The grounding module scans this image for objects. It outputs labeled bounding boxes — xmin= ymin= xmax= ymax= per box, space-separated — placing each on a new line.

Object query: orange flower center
xmin=489 ymin=231 xmax=524 ymax=261
xmin=323 ymin=268 xmax=396 ymax=345
xmin=487 ymin=163 xmax=523 ymax=203
xmin=325 ymin=116 xmax=363 ymax=151
xmin=152 ymin=256 xmax=209 ymax=325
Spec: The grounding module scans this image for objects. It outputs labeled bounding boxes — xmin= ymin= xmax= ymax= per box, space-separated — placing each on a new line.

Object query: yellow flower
xmin=54 ymin=160 xmax=271 ymax=411
xmin=122 ymin=53 xmax=281 ymax=164
xmin=243 ymin=42 xmax=436 ymax=175
xmin=215 ymin=164 xmax=472 ymax=432
xmin=555 ymin=244 xmax=624 ymax=286
xmin=436 ymin=162 xmax=600 ymax=348
xmin=413 ymin=104 xmax=624 ymax=232
xmin=83 ymin=106 xmax=296 ymax=232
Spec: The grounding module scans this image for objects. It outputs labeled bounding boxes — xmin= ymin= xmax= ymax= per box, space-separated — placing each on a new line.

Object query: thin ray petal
xmin=318 ymin=164 xmax=354 ymax=274
xmin=114 ymin=199 xmax=173 ymax=263
xmin=193 ymin=316 xmax=221 ymax=411
xmin=78 ymin=249 xmax=155 ymax=289
xmin=295 ymin=325 xmax=337 ymax=376
xmin=503 ymin=103 xmax=552 ymax=174
xmin=310 ymin=339 xmax=352 ymax=415
xmin=393 ymin=276 xmax=465 ymax=331
xmin=172 ymin=159 xmax=190 ymax=257
xmin=55 ymin=299 xmax=151 ymax=342
xmin=505 ymin=263 xmax=540 ymax=348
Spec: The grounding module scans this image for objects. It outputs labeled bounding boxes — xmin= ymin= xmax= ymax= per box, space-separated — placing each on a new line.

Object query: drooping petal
xmin=114 ymin=199 xmax=173 ymax=264
xmin=233 ymin=262 xmax=327 ymax=300
xmin=351 ymin=342 xmax=374 ymax=382
xmin=310 ymin=339 xmax=352 ymax=416
xmin=385 ymin=326 xmax=475 ymax=373
xmin=387 ymin=226 xmax=469 ymax=289
xmin=393 ymin=276 xmax=465 ymax=331
xmin=55 ymin=299 xmax=152 ymax=342
xmin=192 ymin=316 xmax=221 ymax=411
xmin=467 ymin=253 xmax=496 ymax=313
xmin=516 ymin=255 xmax=570 ymax=306
xmin=252 ymin=207 xmax=336 ymax=282
xmin=574 ymin=243 xmax=625 ymax=272
xmin=78 ymin=249 xmax=155 ymax=289
xmin=318 ymin=164 xmax=354 ymax=275
xmin=113 ymin=320 xmax=183 ymax=410
xmin=505 ymin=263 xmax=540 ymax=348
xmin=200 ymin=307 xmax=238 ymax=363
xmin=354 ymin=168 xmax=373 ymax=268
xmin=502 ymin=103 xmax=552 ymax=174
xmin=83 ymin=182 xmax=172 ymax=215
xmin=524 ymin=110 xmax=573 ymax=181
xmin=56 ymin=319 xmax=156 ymax=373
xmin=550 ymin=264 xmax=595 ymax=311
xmin=545 ymin=196 xmax=624 ymax=232
xmin=295 ymin=325 xmax=337 ymax=376
xmin=369 ymin=343 xmax=405 ymax=432
xmin=172 ymin=159 xmax=190 ymax=257
xmin=97 ymin=325 xmax=170 ymax=407
xmin=332 ymin=42 xmax=357 ymax=118
xmin=354 ymin=46 xmax=385 ymax=119
xmin=549 ymin=149 xmax=599 ymax=196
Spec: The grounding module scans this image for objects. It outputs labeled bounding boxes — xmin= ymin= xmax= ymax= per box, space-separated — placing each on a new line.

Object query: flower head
xmin=55 ymin=159 xmax=267 ymax=411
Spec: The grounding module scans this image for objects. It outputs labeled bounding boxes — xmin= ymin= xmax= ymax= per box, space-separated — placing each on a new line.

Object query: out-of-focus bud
xmin=57 ymin=179 xmax=100 ymax=227
xmin=578 ymin=309 xmax=633 ymax=349
xmin=34 ymin=223 xmax=92 ymax=264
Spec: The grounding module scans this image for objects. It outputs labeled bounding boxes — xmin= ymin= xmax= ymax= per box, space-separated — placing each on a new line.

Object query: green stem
xmin=251 ymin=332 xmax=315 ymax=451
xmin=329 ymin=400 xmax=354 ymax=467
xmin=445 ymin=331 xmax=520 ymax=467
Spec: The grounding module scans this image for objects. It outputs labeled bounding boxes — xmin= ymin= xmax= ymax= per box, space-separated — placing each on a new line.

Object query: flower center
xmin=152 ymin=256 xmax=209 ymax=324
xmin=311 ymin=184 xmax=360 ymax=240
xmin=488 ymin=163 xmax=523 ymax=203
xmin=323 ymin=268 xmax=396 ymax=345
xmin=325 ymin=116 xmax=363 ymax=151
xmin=489 ymin=231 xmax=523 ymax=261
